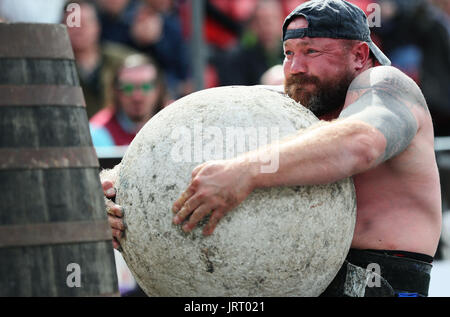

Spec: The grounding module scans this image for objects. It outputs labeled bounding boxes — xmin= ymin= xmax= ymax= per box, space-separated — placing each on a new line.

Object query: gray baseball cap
xmin=282 ymin=0 xmax=391 ymax=66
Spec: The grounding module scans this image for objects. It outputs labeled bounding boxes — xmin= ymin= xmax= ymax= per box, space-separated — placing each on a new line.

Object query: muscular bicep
xmin=340 ymin=93 xmax=417 ymax=161
xmin=339 ymin=66 xmax=427 ymax=162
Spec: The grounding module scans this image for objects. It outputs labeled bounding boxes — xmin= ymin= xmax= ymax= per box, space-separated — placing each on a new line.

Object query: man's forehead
xmin=283 ymin=36 xmax=341 ymax=49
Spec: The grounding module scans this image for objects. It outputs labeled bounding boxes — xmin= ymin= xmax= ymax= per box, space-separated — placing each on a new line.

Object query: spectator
xmin=96 ymin=0 xmax=191 ymax=99
xmin=130 ymin=0 xmax=192 ymax=99
xmin=146 ymin=0 xmax=174 ymax=13
xmin=179 ymin=0 xmax=257 ymax=50
xmin=65 ymin=0 xmax=139 ymax=118
xmin=96 ymin=0 xmax=140 ymax=45
xmin=260 ymin=64 xmax=284 ymax=86
xmin=89 ymin=53 xmax=168 ymax=147
xmin=217 ymin=0 xmax=285 ymax=86
xmin=178 ymin=0 xmax=262 ymax=89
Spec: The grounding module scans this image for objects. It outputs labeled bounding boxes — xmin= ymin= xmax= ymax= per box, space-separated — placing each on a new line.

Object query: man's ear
xmin=351 ymin=42 xmax=371 ymax=71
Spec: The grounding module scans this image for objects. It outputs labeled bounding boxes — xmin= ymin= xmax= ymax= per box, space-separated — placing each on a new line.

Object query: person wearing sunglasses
xmin=90 ymin=53 xmax=168 ymax=147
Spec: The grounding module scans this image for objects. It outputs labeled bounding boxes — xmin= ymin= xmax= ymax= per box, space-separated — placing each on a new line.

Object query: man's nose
xmin=289 ymin=56 xmax=307 ymax=74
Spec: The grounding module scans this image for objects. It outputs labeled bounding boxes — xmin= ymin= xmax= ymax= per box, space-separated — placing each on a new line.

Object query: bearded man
xmin=103 ymin=0 xmax=441 ymax=297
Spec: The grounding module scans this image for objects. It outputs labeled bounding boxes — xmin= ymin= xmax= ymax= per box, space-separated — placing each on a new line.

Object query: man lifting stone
xmin=103 ymin=0 xmax=442 ymax=296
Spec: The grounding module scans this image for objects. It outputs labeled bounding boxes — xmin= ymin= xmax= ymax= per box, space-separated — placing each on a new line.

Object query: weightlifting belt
xmin=321 ymin=249 xmax=433 ymax=297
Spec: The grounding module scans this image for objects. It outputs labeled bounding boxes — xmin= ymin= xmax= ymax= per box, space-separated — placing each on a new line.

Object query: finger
xmin=173 ymin=203 xmax=195 ymax=225
xmin=182 ymin=204 xmax=212 ymax=233
xmin=102 ymin=180 xmax=116 ymax=198
xmin=174 ymin=193 xmax=203 ymax=216
xmin=202 ymin=209 xmax=225 ymax=236
xmin=111 ymin=228 xmax=123 ymax=240
xmin=172 ymin=187 xmax=195 ymax=213
xmin=102 ymin=180 xmax=114 ymax=190
xmin=105 ymin=200 xmax=124 ymax=217
xmin=108 ymin=214 xmax=125 ymax=231
xmin=191 ymin=164 xmax=204 ymax=178
xmin=112 ymin=238 xmax=121 ymax=250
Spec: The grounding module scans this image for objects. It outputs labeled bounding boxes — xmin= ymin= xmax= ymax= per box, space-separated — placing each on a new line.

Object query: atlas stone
xmin=115 ymin=86 xmax=357 ymax=296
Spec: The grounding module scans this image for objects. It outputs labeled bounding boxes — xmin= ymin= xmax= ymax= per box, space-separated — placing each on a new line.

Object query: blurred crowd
xmin=2 ymin=0 xmax=448 ymax=140
xmin=73 ymin=0 xmax=450 ymax=140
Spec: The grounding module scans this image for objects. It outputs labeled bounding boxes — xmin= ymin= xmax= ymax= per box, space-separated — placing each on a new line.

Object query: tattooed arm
xmin=339 ymin=66 xmax=428 ymax=163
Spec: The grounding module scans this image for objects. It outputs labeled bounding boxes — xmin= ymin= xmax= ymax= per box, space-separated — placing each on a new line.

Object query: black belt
xmin=320 ymin=249 xmax=433 ymax=297
xmin=347 ymin=249 xmax=432 ymax=296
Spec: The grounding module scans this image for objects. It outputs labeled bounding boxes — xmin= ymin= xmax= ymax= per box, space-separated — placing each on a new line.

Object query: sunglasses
xmin=118 ymin=81 xmax=156 ymax=95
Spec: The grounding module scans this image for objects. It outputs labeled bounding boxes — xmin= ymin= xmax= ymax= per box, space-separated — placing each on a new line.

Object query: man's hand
xmin=102 ymin=180 xmax=126 ymax=251
xmin=172 ymin=159 xmax=256 ymax=236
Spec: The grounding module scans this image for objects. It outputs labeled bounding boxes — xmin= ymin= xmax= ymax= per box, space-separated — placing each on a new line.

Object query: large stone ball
xmin=115 ymin=86 xmax=356 ymax=296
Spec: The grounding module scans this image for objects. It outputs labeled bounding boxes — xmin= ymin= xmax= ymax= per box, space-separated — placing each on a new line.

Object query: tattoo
xmin=339 ymin=66 xmax=427 ymax=161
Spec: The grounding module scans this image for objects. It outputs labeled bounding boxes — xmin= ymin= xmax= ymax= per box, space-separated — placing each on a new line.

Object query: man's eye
xmin=285 ymin=50 xmax=293 ymax=56
xmin=307 ymin=49 xmax=319 ymax=54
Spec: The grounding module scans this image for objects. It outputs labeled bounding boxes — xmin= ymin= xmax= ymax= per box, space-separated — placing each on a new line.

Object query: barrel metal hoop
xmin=0 ymin=24 xmax=74 ymax=59
xmin=0 ymin=220 xmax=112 ymax=248
xmin=0 ymin=146 xmax=99 ymax=170
xmin=0 ymin=85 xmax=85 ymax=107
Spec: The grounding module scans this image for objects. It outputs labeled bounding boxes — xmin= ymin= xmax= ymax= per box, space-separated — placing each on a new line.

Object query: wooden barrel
xmin=0 ymin=23 xmax=119 ymax=296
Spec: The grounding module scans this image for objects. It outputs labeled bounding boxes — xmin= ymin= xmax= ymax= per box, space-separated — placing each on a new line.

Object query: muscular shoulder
xmin=345 ymin=66 xmax=428 ymax=115
xmin=340 ymin=66 xmax=430 ymax=162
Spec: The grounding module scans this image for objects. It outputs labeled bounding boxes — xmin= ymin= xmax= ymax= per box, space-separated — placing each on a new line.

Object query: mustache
xmin=285 ymin=74 xmax=321 ymax=87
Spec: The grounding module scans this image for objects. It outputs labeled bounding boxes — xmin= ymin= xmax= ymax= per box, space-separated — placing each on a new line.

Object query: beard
xmin=115 ymin=94 xmax=153 ymax=124
xmin=284 ymin=70 xmax=354 ymax=117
